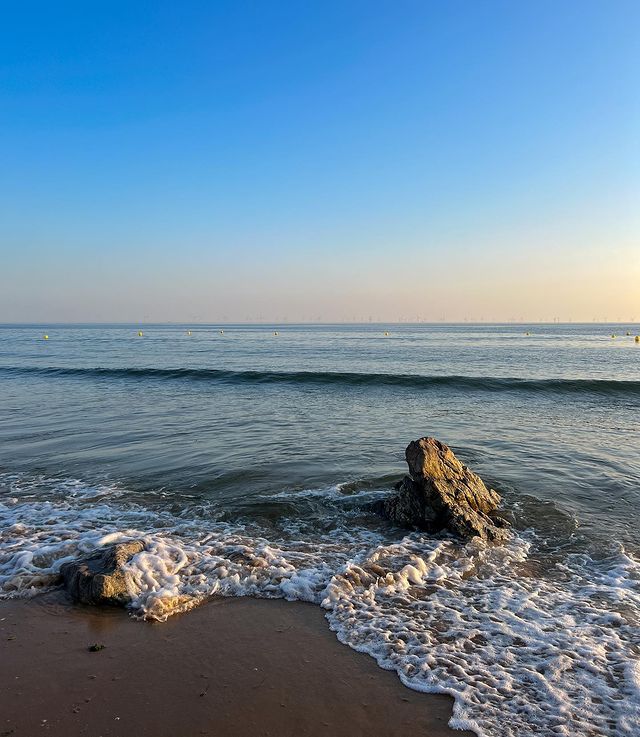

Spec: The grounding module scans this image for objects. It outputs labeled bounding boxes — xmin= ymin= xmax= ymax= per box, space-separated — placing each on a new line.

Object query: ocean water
xmin=1 ymin=323 xmax=639 ymax=736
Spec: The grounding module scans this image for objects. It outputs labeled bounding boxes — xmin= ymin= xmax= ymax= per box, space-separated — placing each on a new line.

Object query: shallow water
xmin=1 ymin=323 xmax=639 ymax=736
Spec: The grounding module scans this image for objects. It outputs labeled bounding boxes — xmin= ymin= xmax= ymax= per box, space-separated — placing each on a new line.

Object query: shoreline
xmin=0 ymin=593 xmax=475 ymax=737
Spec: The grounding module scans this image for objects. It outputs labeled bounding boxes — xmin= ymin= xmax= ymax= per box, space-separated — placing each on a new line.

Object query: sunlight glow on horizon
xmin=1 ymin=1 xmax=638 ymax=323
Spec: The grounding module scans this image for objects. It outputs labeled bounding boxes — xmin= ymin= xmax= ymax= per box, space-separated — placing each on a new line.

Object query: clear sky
xmin=1 ymin=1 xmax=638 ymax=323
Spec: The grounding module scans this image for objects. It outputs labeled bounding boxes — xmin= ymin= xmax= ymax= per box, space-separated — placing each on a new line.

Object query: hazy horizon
xmin=2 ymin=2 xmax=638 ymax=324
xmin=2 ymin=320 xmax=639 ymax=328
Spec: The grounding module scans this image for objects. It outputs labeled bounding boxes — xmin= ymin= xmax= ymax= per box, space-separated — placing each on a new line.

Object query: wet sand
xmin=0 ymin=593 xmax=474 ymax=737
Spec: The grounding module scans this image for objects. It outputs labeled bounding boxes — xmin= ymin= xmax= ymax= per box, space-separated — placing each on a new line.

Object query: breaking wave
xmin=1 ymin=473 xmax=639 ymax=736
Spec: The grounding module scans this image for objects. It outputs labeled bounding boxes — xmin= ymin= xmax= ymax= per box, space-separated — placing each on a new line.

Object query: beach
xmin=2 ymin=1 xmax=637 ymax=733
xmin=0 ymin=592 xmax=472 ymax=737
xmin=1 ymin=323 xmax=639 ymax=736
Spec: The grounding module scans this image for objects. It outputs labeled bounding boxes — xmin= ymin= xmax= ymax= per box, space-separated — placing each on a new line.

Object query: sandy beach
xmin=0 ymin=593 xmax=474 ymax=737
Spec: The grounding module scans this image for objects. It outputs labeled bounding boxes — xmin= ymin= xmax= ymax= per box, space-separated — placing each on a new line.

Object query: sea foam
xmin=1 ymin=472 xmax=639 ymax=737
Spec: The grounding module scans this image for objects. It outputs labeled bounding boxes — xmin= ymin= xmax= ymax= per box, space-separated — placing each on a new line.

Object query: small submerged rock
xmin=375 ymin=437 xmax=509 ymax=542
xmin=60 ymin=540 xmax=144 ymax=606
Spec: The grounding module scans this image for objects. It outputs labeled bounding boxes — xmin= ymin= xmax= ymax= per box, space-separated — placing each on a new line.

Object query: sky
xmin=1 ymin=1 xmax=638 ymax=323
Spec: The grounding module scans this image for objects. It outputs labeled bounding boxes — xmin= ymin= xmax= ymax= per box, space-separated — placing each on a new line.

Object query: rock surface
xmin=60 ymin=540 xmax=144 ymax=606
xmin=375 ymin=438 xmax=508 ymax=541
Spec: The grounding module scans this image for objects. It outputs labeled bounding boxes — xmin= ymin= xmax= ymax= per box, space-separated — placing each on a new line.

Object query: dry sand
xmin=0 ymin=593 xmax=475 ymax=737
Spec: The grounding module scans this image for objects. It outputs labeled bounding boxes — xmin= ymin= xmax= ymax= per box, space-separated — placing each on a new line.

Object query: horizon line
xmin=1 ymin=321 xmax=638 ymax=327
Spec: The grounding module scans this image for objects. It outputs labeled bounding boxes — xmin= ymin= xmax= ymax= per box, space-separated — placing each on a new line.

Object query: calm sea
xmin=1 ymin=323 xmax=639 ymax=736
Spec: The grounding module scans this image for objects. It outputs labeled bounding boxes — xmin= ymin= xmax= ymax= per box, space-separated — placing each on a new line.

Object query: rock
xmin=60 ymin=540 xmax=144 ymax=606
xmin=375 ymin=438 xmax=508 ymax=541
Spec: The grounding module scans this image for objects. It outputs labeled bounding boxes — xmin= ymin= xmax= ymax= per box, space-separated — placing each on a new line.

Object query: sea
xmin=1 ymin=323 xmax=638 ymax=736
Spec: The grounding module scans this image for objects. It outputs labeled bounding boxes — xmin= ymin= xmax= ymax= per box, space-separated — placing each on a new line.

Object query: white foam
xmin=269 ymin=480 xmax=389 ymax=502
xmin=1 ymin=472 xmax=639 ymax=737
xmin=324 ymin=535 xmax=640 ymax=736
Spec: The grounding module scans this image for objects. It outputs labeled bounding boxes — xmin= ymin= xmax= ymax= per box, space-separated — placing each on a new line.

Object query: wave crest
xmin=2 ymin=365 xmax=638 ymax=396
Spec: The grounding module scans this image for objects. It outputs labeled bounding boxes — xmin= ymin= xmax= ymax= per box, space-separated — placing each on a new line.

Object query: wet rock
xmin=60 ymin=540 xmax=144 ymax=606
xmin=375 ymin=438 xmax=508 ymax=541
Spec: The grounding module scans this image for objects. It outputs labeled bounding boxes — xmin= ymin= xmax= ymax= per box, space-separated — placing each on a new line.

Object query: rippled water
xmin=1 ymin=323 xmax=639 ymax=736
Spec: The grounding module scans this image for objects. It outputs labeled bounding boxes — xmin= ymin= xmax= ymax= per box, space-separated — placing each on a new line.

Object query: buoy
xmin=43 ymin=334 xmax=49 ymax=340
xmin=635 ymin=336 xmax=640 ymax=343
xmin=138 ymin=330 xmax=143 ymax=337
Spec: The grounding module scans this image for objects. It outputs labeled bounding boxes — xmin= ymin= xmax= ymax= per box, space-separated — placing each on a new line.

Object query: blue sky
xmin=1 ymin=1 xmax=638 ymax=322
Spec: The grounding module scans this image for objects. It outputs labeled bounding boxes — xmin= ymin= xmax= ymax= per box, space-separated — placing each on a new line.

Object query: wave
xmin=1 ymin=472 xmax=640 ymax=737
xmin=1 ymin=365 xmax=639 ymax=396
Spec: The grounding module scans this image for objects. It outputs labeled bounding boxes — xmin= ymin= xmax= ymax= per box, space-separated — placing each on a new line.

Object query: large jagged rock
xmin=376 ymin=438 xmax=508 ymax=541
xmin=60 ymin=540 xmax=144 ymax=606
